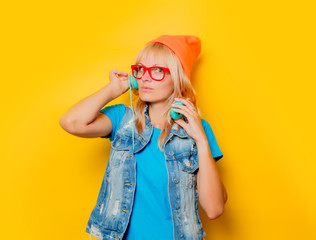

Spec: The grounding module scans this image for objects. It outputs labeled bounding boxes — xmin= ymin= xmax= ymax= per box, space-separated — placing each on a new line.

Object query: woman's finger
xmin=119 ymin=71 xmax=128 ymax=76
xmin=116 ymin=71 xmax=128 ymax=76
xmin=175 ymin=97 xmax=195 ymax=110
xmin=174 ymin=98 xmax=196 ymax=113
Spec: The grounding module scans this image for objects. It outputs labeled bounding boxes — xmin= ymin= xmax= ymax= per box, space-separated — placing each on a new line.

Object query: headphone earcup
xmin=170 ymin=102 xmax=185 ymax=120
xmin=128 ymin=74 xmax=139 ymax=89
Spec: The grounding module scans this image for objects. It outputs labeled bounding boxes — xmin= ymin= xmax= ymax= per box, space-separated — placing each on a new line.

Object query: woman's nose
xmin=141 ymin=69 xmax=152 ymax=81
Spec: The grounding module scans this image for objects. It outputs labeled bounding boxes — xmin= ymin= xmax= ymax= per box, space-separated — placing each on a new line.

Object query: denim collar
xmin=143 ymin=103 xmax=189 ymax=138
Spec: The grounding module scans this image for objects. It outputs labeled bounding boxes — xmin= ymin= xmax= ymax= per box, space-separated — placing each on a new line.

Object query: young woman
xmin=59 ymin=35 xmax=227 ymax=240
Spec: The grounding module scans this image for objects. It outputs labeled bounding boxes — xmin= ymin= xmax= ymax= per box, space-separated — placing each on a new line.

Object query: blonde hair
xmin=131 ymin=42 xmax=201 ymax=151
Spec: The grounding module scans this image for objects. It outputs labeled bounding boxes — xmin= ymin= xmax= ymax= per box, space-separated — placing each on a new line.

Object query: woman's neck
xmin=148 ymin=102 xmax=168 ymax=129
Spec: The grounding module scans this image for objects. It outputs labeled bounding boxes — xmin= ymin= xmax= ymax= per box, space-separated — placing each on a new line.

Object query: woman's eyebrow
xmin=139 ymin=63 xmax=159 ymax=67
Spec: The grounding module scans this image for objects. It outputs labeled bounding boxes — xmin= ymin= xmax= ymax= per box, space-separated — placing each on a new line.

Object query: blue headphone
xmin=128 ymin=73 xmax=184 ymax=153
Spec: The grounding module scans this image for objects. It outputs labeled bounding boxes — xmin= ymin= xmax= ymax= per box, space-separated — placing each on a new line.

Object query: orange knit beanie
xmin=146 ymin=35 xmax=201 ymax=80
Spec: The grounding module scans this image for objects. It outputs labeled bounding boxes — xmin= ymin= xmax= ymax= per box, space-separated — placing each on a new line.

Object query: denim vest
xmin=86 ymin=104 xmax=206 ymax=240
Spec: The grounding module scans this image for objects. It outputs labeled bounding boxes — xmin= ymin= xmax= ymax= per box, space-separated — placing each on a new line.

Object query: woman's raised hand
xmin=108 ymin=69 xmax=130 ymax=97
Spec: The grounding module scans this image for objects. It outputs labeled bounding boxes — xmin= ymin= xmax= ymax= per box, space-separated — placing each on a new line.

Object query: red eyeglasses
xmin=131 ymin=65 xmax=170 ymax=81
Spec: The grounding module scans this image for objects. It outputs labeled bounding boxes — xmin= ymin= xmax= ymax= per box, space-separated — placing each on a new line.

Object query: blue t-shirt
xmin=99 ymin=104 xmax=224 ymax=240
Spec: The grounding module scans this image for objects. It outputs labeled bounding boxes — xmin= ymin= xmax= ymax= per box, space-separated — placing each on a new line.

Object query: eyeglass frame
xmin=131 ymin=64 xmax=170 ymax=81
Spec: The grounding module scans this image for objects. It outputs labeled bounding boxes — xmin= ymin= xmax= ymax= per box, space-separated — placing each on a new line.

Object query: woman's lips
xmin=142 ymin=87 xmax=153 ymax=91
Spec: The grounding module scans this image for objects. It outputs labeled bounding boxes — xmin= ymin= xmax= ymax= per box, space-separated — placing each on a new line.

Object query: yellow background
xmin=1 ymin=0 xmax=315 ymax=239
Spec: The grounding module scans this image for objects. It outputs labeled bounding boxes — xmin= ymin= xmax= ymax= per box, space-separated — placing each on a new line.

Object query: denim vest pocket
xmin=179 ymin=152 xmax=199 ymax=174
xmin=179 ymin=160 xmax=198 ymax=174
xmin=178 ymin=142 xmax=199 ymax=174
xmin=111 ymin=134 xmax=131 ymax=151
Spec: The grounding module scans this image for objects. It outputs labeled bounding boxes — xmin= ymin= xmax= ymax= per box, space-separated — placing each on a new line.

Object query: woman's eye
xmin=155 ymin=68 xmax=164 ymax=73
xmin=138 ymin=67 xmax=144 ymax=72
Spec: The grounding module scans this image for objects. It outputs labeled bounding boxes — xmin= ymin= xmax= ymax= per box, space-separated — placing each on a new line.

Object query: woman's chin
xmin=140 ymin=94 xmax=154 ymax=102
